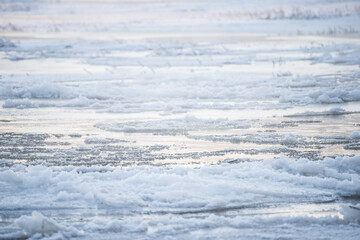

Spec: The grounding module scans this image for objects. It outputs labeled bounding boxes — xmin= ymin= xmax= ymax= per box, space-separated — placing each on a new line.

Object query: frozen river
xmin=1 ymin=0 xmax=360 ymax=239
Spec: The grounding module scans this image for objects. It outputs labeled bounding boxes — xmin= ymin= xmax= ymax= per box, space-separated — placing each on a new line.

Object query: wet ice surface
xmin=1 ymin=0 xmax=360 ymax=239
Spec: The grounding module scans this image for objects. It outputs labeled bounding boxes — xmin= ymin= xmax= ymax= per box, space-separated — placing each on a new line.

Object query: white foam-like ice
xmin=1 ymin=155 xmax=359 ymax=210
xmin=1 ymin=40 xmax=360 ymax=114
xmin=15 ymin=211 xmax=81 ymax=237
xmin=1 ymin=154 xmax=359 ymax=238
xmin=284 ymin=107 xmax=358 ymax=117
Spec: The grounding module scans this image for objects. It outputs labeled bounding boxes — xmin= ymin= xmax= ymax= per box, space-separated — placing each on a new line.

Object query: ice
xmin=1 ymin=0 xmax=360 ymax=239
xmin=1 ymin=41 xmax=360 ymax=114
xmin=284 ymin=107 xmax=356 ymax=117
xmin=341 ymin=204 xmax=360 ymax=223
xmin=1 ymin=155 xmax=360 ymax=238
xmin=280 ymin=134 xmax=297 ymax=145
xmin=95 ymin=116 xmax=251 ymax=134
xmin=281 ymin=86 xmax=360 ymax=105
xmin=350 ymin=131 xmax=360 ymax=139
xmin=84 ymin=137 xmax=124 ymax=145
xmin=0 ymin=82 xmax=76 ymax=100
xmin=69 ymin=133 xmax=82 ymax=138
xmin=14 ymin=211 xmax=81 ymax=238
xmin=1 ymin=155 xmax=360 ymax=211
xmin=3 ymin=98 xmax=36 ymax=109
xmin=0 ymin=38 xmax=15 ymax=48
xmin=16 ymin=211 xmax=63 ymax=235
xmin=313 ymin=89 xmax=360 ymax=104
xmin=84 ymin=219 xmax=124 ymax=233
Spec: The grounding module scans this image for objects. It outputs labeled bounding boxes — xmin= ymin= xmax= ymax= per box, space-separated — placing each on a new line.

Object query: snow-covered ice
xmin=0 ymin=0 xmax=360 ymax=239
